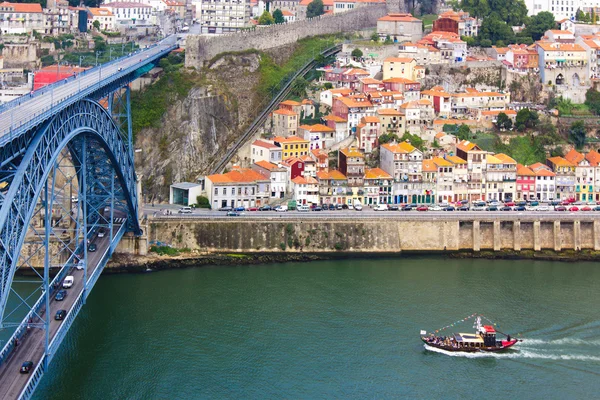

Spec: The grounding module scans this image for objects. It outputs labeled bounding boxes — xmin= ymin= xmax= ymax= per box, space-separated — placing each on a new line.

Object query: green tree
xmin=478 ymin=15 xmax=515 ymax=45
xmin=306 ymin=0 xmax=324 ymax=18
xmin=569 ymin=121 xmax=587 ymax=149
xmin=272 ymin=8 xmax=285 ymax=24
xmin=351 ymin=48 xmax=363 ymax=59
xmin=378 ymin=132 xmax=401 ymax=144
xmin=323 ymin=82 xmax=333 ymax=89
xmin=479 ymin=38 xmax=493 ymax=47
xmin=371 ymin=31 xmax=379 ymax=42
xmin=92 ymin=20 xmax=101 ymax=30
xmin=576 ymin=8 xmax=588 ymax=22
xmin=458 ymin=0 xmax=528 ymax=25
xmin=515 ymin=108 xmax=539 ymax=130
xmin=585 ymin=88 xmax=600 ymax=114
xmin=258 ymin=10 xmax=274 ymax=25
xmin=400 ymin=132 xmax=424 ymax=150
xmin=457 ymin=124 xmax=472 ymax=140
xmin=524 ymin=11 xmax=556 ymax=41
xmin=290 ymin=76 xmax=308 ymax=97
xmin=496 ymin=112 xmax=513 ymax=130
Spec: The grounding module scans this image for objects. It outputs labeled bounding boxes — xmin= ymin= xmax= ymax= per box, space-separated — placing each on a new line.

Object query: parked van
xmin=62 ymin=276 xmax=74 ymax=289
xmin=374 ymin=204 xmax=388 ymax=211
xmin=297 ymin=204 xmax=309 ymax=212
xmin=353 ymin=201 xmax=363 ymax=211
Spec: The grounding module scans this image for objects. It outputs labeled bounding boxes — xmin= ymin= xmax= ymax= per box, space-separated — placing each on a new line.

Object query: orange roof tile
xmin=422 ymin=159 xmax=437 ymax=172
xmin=254 ymin=160 xmax=280 ymax=170
xmin=446 ymin=155 xmax=466 ymax=164
xmin=547 ymin=156 xmax=575 ymax=167
xmin=384 ymin=57 xmax=415 ymax=63
xmin=585 ymin=150 xmax=600 ymax=166
xmin=517 ymin=164 xmax=535 ymax=176
xmin=564 ymin=148 xmax=585 ymax=164
xmin=495 ymin=153 xmax=517 ymax=164
xmin=252 ymin=139 xmax=279 ymax=149
xmin=364 ymin=168 xmax=392 ymax=179
xmin=378 ymin=13 xmax=420 ymax=22
xmin=381 ymin=142 xmax=417 ymax=154
xmin=340 ymin=147 xmax=364 ymax=158
xmin=323 ymin=114 xmax=347 ymax=122
xmin=536 ymin=42 xmax=585 ymax=52
xmin=207 ymin=168 xmax=268 ymax=184
xmin=361 ymin=116 xmax=380 ymax=123
xmin=456 ymin=140 xmax=481 ymax=152
xmin=274 ymin=135 xmax=308 ymax=143
xmin=273 ymin=108 xmax=298 ymax=116
xmin=0 ymin=1 xmax=42 ymax=12
xmin=377 ymin=108 xmax=403 ymax=116
xmin=280 ymin=100 xmax=301 ymax=106
xmin=299 ymin=124 xmax=334 ymax=132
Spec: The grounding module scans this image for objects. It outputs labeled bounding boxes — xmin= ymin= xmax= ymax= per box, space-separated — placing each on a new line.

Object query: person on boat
xmin=507 ymin=335 xmax=511 ymax=341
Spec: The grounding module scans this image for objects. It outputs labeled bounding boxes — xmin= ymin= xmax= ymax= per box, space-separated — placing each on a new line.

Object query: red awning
xmin=483 ymin=325 xmax=496 ymax=333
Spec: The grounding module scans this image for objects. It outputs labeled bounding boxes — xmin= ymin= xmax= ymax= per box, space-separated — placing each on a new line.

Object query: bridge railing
xmin=0 ymin=252 xmax=79 ymax=368
xmin=0 ymin=42 xmax=177 ymax=143
xmin=0 ymin=36 xmax=176 ymax=116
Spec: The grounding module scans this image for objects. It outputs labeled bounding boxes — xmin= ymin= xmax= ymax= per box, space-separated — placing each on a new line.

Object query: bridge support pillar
xmin=574 ymin=220 xmax=581 ymax=251
xmin=554 ymin=220 xmax=561 ymax=252
xmin=533 ymin=221 xmax=541 ymax=251
xmin=473 ymin=220 xmax=480 ymax=252
xmin=513 ymin=221 xmax=521 ymax=251
xmin=493 ymin=220 xmax=501 ymax=251
xmin=594 ymin=220 xmax=600 ymax=251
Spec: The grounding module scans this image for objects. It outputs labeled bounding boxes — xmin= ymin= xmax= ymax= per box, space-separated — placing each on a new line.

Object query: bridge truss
xmin=0 ymin=90 xmax=140 ymax=398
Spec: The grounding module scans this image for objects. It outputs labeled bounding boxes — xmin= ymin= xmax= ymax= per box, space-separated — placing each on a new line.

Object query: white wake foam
xmin=520 ymin=338 xmax=600 ymax=346
xmin=424 ymin=345 xmax=600 ymax=362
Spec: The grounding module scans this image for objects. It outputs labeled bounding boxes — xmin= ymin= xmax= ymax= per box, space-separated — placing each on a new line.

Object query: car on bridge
xmin=89 ymin=243 xmax=97 ymax=252
xmin=55 ymin=310 xmax=67 ymax=321
xmin=55 ymin=290 xmax=67 ymax=301
xmin=20 ymin=361 xmax=33 ymax=374
xmin=62 ymin=276 xmax=74 ymax=289
xmin=98 ymin=228 xmax=106 ymax=238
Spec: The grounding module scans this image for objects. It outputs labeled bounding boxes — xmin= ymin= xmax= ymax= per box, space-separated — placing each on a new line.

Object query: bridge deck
xmin=0 ymin=226 xmax=121 ymax=400
xmin=0 ymin=37 xmax=177 ymax=140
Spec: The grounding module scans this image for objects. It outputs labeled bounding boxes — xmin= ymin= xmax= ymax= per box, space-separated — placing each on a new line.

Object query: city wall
xmin=185 ymin=5 xmax=388 ymax=68
xmin=143 ymin=217 xmax=600 ymax=253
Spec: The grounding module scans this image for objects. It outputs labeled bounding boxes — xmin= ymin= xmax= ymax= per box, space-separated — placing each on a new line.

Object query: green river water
xmin=28 ymin=256 xmax=600 ymax=399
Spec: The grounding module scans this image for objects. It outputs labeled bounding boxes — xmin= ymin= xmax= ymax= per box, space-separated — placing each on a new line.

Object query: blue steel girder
xmin=0 ymin=98 xmax=140 ymax=325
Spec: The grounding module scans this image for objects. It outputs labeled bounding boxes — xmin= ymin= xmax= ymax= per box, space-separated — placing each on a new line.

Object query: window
xmin=222 ymin=188 xmax=226 ymax=195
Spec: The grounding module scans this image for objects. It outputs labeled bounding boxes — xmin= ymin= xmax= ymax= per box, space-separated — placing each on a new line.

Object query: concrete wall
xmin=145 ymin=216 xmax=600 ymax=253
xmin=1 ymin=43 xmax=39 ymax=69
xmin=185 ymin=4 xmax=388 ymax=67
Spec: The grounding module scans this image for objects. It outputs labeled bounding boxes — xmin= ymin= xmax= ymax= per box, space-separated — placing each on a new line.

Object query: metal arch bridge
xmin=0 ymin=36 xmax=177 ymax=399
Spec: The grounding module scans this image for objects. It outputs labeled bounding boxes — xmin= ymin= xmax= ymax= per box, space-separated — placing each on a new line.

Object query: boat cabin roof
xmin=483 ymin=325 xmax=496 ymax=333
xmin=454 ymin=333 xmax=484 ymax=343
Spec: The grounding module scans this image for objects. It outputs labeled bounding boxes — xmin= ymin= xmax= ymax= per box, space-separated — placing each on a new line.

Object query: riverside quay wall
xmin=145 ymin=216 xmax=600 ymax=253
xmin=185 ymin=4 xmax=387 ymax=67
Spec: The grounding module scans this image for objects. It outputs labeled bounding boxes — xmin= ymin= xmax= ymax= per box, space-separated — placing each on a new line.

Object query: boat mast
xmin=474 ymin=316 xmax=483 ymax=333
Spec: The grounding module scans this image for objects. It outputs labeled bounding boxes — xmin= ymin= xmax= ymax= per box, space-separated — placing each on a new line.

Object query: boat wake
xmin=520 ymin=338 xmax=600 ymax=346
xmin=424 ymin=345 xmax=600 ymax=362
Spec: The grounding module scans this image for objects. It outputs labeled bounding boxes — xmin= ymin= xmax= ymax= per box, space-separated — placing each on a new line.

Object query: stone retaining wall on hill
xmin=185 ymin=5 xmax=388 ymax=68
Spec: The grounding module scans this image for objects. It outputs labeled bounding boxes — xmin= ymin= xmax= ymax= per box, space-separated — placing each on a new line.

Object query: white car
xmin=428 ymin=205 xmax=443 ymax=211
xmin=75 ymin=259 xmax=84 ymax=270
xmin=178 ymin=207 xmax=193 ymax=214
xmin=347 ymin=204 xmax=354 ymax=210
xmin=536 ymin=205 xmax=551 ymax=211
xmin=471 ymin=205 xmax=486 ymax=211
xmin=374 ymin=204 xmax=388 ymax=211
xmin=62 ymin=276 xmax=74 ymax=288
xmin=353 ymin=204 xmax=362 ymax=211
xmin=275 ymin=205 xmax=288 ymax=212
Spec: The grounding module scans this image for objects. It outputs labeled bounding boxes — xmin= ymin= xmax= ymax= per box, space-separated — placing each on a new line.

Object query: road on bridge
xmin=0 ymin=37 xmax=176 ymax=138
xmin=0 ymin=229 xmax=117 ymax=400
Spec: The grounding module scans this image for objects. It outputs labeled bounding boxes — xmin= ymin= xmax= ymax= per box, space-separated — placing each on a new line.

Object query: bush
xmin=149 ymin=245 xmax=180 ymax=256
xmin=196 ymin=195 xmax=210 ymax=208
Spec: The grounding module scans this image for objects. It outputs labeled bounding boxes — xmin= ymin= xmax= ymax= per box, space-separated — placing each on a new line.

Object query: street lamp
xmin=79 ymin=55 xmax=84 ymax=68
xmin=95 ymin=51 xmax=101 ymax=66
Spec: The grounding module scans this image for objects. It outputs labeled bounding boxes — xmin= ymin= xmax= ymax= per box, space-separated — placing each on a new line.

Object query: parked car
xmin=234 ymin=206 xmax=245 ymax=212
xmin=514 ymin=206 xmax=526 ymax=211
xmin=550 ymin=200 xmax=561 ymax=206
xmin=516 ymin=201 xmax=527 ymax=207
xmin=501 ymin=206 xmax=512 ymax=211
xmin=594 ymin=206 xmax=600 ymax=211
xmin=55 ymin=289 xmax=67 ymax=301
xmin=555 ymin=206 xmax=567 ymax=211
xmin=443 ymin=206 xmax=455 ymax=211
xmin=297 ymin=204 xmax=310 ymax=212
xmin=529 ymin=201 xmax=539 ymax=207
xmin=227 ymin=211 xmax=241 ymax=216
xmin=259 ymin=205 xmax=272 ymax=211
xmin=336 ymin=204 xmax=343 ymax=210
xmin=55 ymin=309 xmax=67 ymax=321
xmin=471 ymin=205 xmax=486 ymax=211
xmin=374 ymin=204 xmax=388 ymax=211
xmin=458 ymin=206 xmax=470 ymax=211
xmin=328 ymin=204 xmax=336 ymax=211
xmin=247 ymin=206 xmax=258 ymax=211
xmin=428 ymin=205 xmax=443 ymax=211
xmin=275 ymin=205 xmax=288 ymax=212
xmin=505 ymin=202 xmax=516 ymax=207
xmin=178 ymin=206 xmax=193 ymax=214
xmin=388 ymin=205 xmax=399 ymax=211
xmin=401 ymin=204 xmax=413 ymax=211
xmin=486 ymin=206 xmax=499 ymax=211
xmin=568 ymin=206 xmax=579 ymax=212
xmin=312 ymin=205 xmax=323 ymax=211
xmin=353 ymin=204 xmax=361 ymax=211
xmin=536 ymin=205 xmax=551 ymax=211
xmin=416 ymin=206 xmax=428 ymax=211
xmin=581 ymin=206 xmax=592 ymax=211
xmin=341 ymin=204 xmax=349 ymax=210
xmin=20 ymin=361 xmax=33 ymax=374
xmin=89 ymin=243 xmax=97 ymax=252
xmin=219 ymin=206 xmax=233 ymax=212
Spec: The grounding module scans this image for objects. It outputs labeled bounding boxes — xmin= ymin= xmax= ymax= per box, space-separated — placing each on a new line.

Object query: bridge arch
xmin=0 ymin=99 xmax=140 ymax=322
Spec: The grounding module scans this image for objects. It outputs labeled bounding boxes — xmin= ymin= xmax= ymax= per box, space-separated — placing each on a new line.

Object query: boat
xmin=420 ymin=315 xmax=519 ymax=353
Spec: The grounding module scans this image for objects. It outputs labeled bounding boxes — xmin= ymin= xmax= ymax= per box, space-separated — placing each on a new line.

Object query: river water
xmin=34 ymin=257 xmax=600 ymax=399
